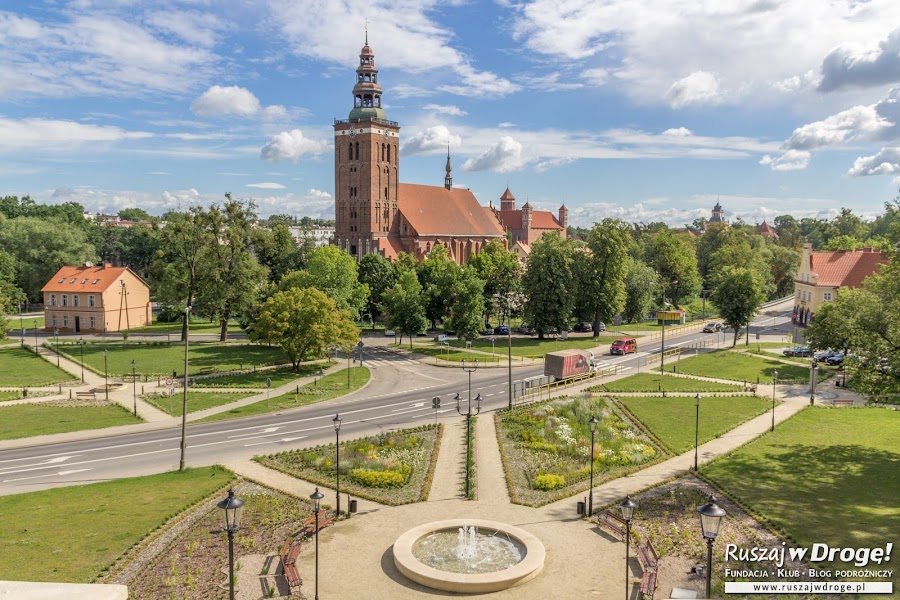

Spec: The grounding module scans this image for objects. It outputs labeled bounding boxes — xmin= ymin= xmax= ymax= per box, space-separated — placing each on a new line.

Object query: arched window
xmin=348 ymin=143 xmax=353 ymax=161
xmin=384 ymin=187 xmax=388 ymax=199
xmin=381 ymin=143 xmax=385 ymax=161
xmin=387 ymin=144 xmax=391 ymax=163
xmin=355 ymin=142 xmax=359 ymax=160
xmin=355 ymin=95 xmax=361 ymax=107
xmin=374 ymin=96 xmax=380 ymax=107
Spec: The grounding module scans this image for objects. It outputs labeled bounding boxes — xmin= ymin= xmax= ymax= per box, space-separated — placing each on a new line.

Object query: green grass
xmin=620 ymin=395 xmax=771 ymax=454
xmin=195 ymin=362 xmax=330 ymax=388
xmin=704 ymin=408 xmax=899 ymax=581
xmin=145 ymin=390 xmax=257 ymax=417
xmin=664 ymin=349 xmax=810 ymax=383
xmin=0 ymin=466 xmax=233 ymax=582
xmin=0 ymin=347 xmax=76 ymax=386
xmin=590 ymin=373 xmax=744 ymax=393
xmin=198 ymin=367 xmax=370 ymax=423
xmin=5 ymin=315 xmax=45 ymax=329
xmin=0 ymin=403 xmax=143 ymax=440
xmin=59 ymin=341 xmax=289 ymax=376
xmin=402 ymin=345 xmax=500 ymax=363
xmin=445 ymin=336 xmax=620 ymax=357
xmin=128 ymin=317 xmax=243 ymax=334
xmin=0 ymin=391 xmax=23 ymax=402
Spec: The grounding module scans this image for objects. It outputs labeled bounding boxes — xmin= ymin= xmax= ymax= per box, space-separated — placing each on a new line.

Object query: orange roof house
xmin=491 ymin=187 xmax=567 ymax=246
xmin=755 ymin=220 xmax=779 ymax=239
xmin=792 ymin=243 xmax=887 ymax=325
xmin=41 ymin=262 xmax=151 ymax=333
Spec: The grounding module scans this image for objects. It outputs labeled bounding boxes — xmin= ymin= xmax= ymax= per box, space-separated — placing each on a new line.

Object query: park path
xmin=427 ymin=419 xmax=465 ymax=501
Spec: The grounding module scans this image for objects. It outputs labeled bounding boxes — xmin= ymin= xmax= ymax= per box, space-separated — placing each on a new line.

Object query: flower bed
xmin=255 ymin=424 xmax=442 ymax=506
xmin=496 ymin=395 xmax=665 ymax=506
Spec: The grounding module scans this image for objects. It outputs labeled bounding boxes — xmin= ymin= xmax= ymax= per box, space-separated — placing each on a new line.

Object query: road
xmin=0 ymin=299 xmax=796 ymax=496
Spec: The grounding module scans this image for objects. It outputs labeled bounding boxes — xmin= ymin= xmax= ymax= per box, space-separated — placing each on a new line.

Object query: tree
xmin=194 ymin=196 xmax=268 ymax=341
xmin=522 ymin=232 xmax=576 ymax=339
xmin=765 ymin=244 xmax=800 ymax=298
xmin=644 ymin=229 xmax=701 ymax=305
xmin=118 ymin=207 xmax=153 ymax=221
xmin=623 ymin=258 xmax=659 ymax=323
xmin=709 ymin=266 xmax=767 ymax=346
xmin=278 ymin=245 xmax=368 ymax=318
xmin=252 ymin=222 xmax=311 ymax=283
xmin=0 ymin=250 xmax=26 ymax=338
xmin=119 ymin=225 xmax=161 ymax=279
xmin=467 ymin=239 xmax=522 ymax=323
xmin=381 ymin=269 xmax=428 ymax=348
xmin=708 ymin=238 xmax=774 ymax=297
xmin=696 ymin=222 xmax=734 ymax=285
xmin=823 ymin=235 xmax=862 ymax=251
xmin=248 ymin=287 xmax=358 ymax=371
xmin=358 ymin=253 xmax=397 ymax=328
xmin=419 ymin=245 xmax=460 ymax=329
xmin=773 ymin=215 xmax=803 ymax=248
xmin=577 ymin=219 xmax=633 ymax=336
xmin=393 ymin=251 xmax=419 ymax=277
xmin=445 ymin=267 xmax=486 ymax=341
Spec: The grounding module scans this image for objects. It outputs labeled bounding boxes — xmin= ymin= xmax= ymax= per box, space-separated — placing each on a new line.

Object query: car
xmin=481 ymin=324 xmax=495 ymax=335
xmin=384 ymin=329 xmax=396 ymax=337
xmin=702 ymin=322 xmax=722 ymax=333
xmin=814 ymin=349 xmax=837 ymax=362
xmin=572 ymin=322 xmax=592 ymax=332
xmin=597 ymin=321 xmax=606 ymax=332
xmin=517 ymin=323 xmax=532 ymax=334
xmin=825 ymin=352 xmax=845 ymax=365
xmin=610 ymin=337 xmax=637 ymax=355
xmin=494 ymin=325 xmax=510 ymax=335
xmin=783 ymin=346 xmax=812 ymax=357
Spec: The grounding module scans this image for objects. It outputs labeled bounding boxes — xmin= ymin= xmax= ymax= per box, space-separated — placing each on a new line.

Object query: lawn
xmin=619 ymin=395 xmax=771 ymax=454
xmin=5 ymin=315 xmax=45 ymax=329
xmin=197 ymin=367 xmax=370 ymax=422
xmin=128 ymin=317 xmax=243 ymax=334
xmin=0 ymin=347 xmax=76 ymax=386
xmin=663 ymin=349 xmax=810 ymax=383
xmin=401 ymin=344 xmax=500 ymax=363
xmin=0 ymin=391 xmax=23 ymax=402
xmin=0 ymin=466 xmax=233 ymax=583
xmin=704 ymin=408 xmax=899 ymax=581
xmin=0 ymin=403 xmax=143 ymax=440
xmin=256 ymin=424 xmax=442 ymax=506
xmin=448 ymin=336 xmax=620 ymax=357
xmin=145 ymin=390 xmax=256 ymax=417
xmin=589 ymin=372 xmax=743 ymax=393
xmin=59 ymin=341 xmax=289 ymax=376
xmin=496 ymin=395 xmax=662 ymax=506
xmin=193 ymin=362 xmax=330 ymax=388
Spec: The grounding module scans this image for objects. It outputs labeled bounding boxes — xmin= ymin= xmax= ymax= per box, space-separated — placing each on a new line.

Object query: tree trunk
xmin=219 ymin=308 xmax=231 ymax=342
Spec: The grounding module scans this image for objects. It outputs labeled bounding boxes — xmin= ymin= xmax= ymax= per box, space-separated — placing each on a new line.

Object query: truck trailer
xmin=543 ymin=349 xmax=597 ymax=382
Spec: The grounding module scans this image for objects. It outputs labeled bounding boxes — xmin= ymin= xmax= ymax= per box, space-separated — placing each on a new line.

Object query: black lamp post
xmin=131 ymin=359 xmax=137 ymax=417
xmin=179 ymin=305 xmax=191 ymax=471
xmin=507 ymin=296 xmax=513 ymax=411
xmin=694 ymin=393 xmax=701 ymax=471
xmin=619 ymin=496 xmax=637 ymax=600
xmin=78 ymin=337 xmax=85 ymax=383
xmin=33 ymin=319 xmax=38 ymax=351
xmin=809 ymin=357 xmax=817 ymax=406
xmin=588 ymin=416 xmax=598 ymax=516
xmin=103 ymin=348 xmax=109 ymax=401
xmin=697 ymin=494 xmax=727 ymax=599
xmin=771 ymin=369 xmax=778 ymax=432
xmin=310 ymin=487 xmax=325 ymax=600
xmin=456 ymin=391 xmax=482 ymax=499
xmin=54 ymin=327 xmax=60 ymax=366
xmin=217 ymin=488 xmax=244 ymax=600
xmin=660 ymin=279 xmax=678 ymax=373
xmin=333 ymin=413 xmax=342 ymax=516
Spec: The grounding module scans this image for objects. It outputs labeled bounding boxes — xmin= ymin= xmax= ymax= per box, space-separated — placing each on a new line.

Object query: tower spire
xmin=444 ymin=142 xmax=453 ymax=191
xmin=349 ymin=31 xmax=386 ymax=121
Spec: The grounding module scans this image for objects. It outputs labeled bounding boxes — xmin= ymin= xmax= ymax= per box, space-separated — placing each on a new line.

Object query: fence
xmin=512 ymin=364 xmax=624 ymax=406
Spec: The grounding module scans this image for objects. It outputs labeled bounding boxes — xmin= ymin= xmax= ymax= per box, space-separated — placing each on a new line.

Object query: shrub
xmin=349 ymin=468 xmax=406 ymax=488
xmin=532 ymin=473 xmax=566 ymax=490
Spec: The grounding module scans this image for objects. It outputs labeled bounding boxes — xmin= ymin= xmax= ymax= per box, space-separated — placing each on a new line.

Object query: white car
xmin=384 ymin=329 xmax=396 ymax=337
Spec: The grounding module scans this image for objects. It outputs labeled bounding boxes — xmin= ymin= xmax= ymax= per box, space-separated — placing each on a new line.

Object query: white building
xmin=288 ymin=225 xmax=335 ymax=247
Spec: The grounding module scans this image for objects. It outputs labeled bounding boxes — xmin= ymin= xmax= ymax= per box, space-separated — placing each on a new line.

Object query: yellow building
xmin=792 ymin=244 xmax=887 ymax=325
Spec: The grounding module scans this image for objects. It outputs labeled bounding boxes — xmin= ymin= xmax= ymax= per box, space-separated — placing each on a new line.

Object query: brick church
xmin=332 ymin=36 xmax=565 ymax=264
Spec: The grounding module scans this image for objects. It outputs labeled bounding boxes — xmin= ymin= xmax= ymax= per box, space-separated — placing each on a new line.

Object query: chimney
xmin=102 ymin=261 xmax=112 ymax=269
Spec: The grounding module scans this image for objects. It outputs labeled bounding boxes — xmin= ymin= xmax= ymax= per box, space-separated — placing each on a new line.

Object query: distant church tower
xmin=709 ymin=199 xmax=726 ymax=224
xmin=444 ymin=145 xmax=453 ymax=191
xmin=333 ymin=32 xmax=400 ymax=260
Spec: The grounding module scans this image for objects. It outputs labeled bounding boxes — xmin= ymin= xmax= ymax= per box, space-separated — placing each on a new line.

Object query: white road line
xmin=3 ymin=468 xmax=92 ymax=483
xmin=244 ymin=436 xmax=307 ymax=448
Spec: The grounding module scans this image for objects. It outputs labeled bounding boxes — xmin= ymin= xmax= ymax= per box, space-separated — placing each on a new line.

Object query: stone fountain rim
xmin=392 ymin=518 xmax=545 ymax=594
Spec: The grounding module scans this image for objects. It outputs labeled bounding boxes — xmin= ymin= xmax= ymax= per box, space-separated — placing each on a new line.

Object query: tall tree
xmin=358 ymin=252 xmax=397 ymax=328
xmin=522 ymin=232 xmax=576 ymax=339
xmin=118 ymin=207 xmax=153 ymax=221
xmin=708 ymin=238 xmax=775 ymax=297
xmin=252 ymin=222 xmax=311 ymax=283
xmin=381 ymin=269 xmax=428 ymax=348
xmin=445 ymin=267 xmax=486 ymax=341
xmin=278 ymin=245 xmax=368 ymax=318
xmin=710 ymin=266 xmax=767 ymax=346
xmin=248 ymin=287 xmax=359 ymax=371
xmin=467 ymin=239 xmax=522 ymax=323
xmin=623 ymin=258 xmax=659 ymax=324
xmin=644 ymin=229 xmax=702 ymax=305
xmin=579 ymin=219 xmax=634 ymax=336
xmin=773 ymin=215 xmax=803 ymax=248
xmin=419 ymin=245 xmax=461 ymax=329
xmin=695 ymin=222 xmax=734 ymax=285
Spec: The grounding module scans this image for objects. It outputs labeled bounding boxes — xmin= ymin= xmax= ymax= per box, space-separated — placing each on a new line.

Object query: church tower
xmin=333 ymin=32 xmax=401 ymax=260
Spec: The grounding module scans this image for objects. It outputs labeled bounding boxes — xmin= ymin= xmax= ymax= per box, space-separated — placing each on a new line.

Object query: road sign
xmin=165 ymin=377 xmax=174 ymax=386
xmin=432 ymin=397 xmax=441 ymax=409
xmin=266 ymin=376 xmax=271 ymax=388
xmin=436 ymin=334 xmax=448 ymax=342
xmin=357 ymin=340 xmax=364 ymax=348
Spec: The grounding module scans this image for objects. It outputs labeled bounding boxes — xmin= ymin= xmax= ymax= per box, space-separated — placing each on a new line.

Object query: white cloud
xmin=662 ymin=127 xmax=693 ymax=137
xmin=665 ymin=71 xmax=720 ymax=108
xmin=462 ymin=136 xmax=525 ymax=172
xmin=423 ymin=104 xmax=467 ymax=116
xmin=262 ymin=105 xmax=289 ymax=120
xmin=260 ymin=129 xmax=326 ymax=162
xmin=191 ymin=86 xmax=261 ymax=117
xmin=0 ymin=117 xmax=151 ymax=150
xmin=580 ymin=67 xmax=609 ymax=85
xmin=820 ymin=27 xmax=900 ymax=92
xmin=534 ymin=157 xmax=577 ymax=172
xmin=246 ymin=182 xmax=287 ymax=189
xmin=144 ymin=9 xmax=228 ymax=48
xmin=847 ymin=147 xmax=900 ymax=176
xmin=759 ymin=150 xmax=810 ymax=171
xmin=497 ymin=122 xmax=516 ymax=128
xmin=401 ymin=125 xmax=461 ymax=156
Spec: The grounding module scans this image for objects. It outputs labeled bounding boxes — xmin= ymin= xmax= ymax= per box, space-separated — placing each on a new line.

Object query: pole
xmin=335 ymin=428 xmax=341 ymax=516
xmin=588 ymin=429 xmax=595 ymax=516
xmin=179 ymin=306 xmax=190 ymax=471
xmin=705 ymin=538 xmax=713 ymax=599
xmin=79 ymin=340 xmax=84 ymax=383
xmin=20 ymin=314 xmax=23 ymax=346
xmin=465 ymin=412 xmax=471 ymax=498
xmin=227 ymin=529 xmax=235 ymax=600
xmin=507 ymin=302 xmax=513 ymax=411
xmin=314 ymin=508 xmax=320 ymax=600
xmin=34 ymin=320 xmax=38 ymax=353
xmin=625 ymin=520 xmax=631 ymax=600
xmin=55 ymin=328 xmax=60 ymax=366
xmin=694 ymin=394 xmax=700 ymax=471
xmin=347 ymin=352 xmax=351 ymax=388
xmin=103 ymin=349 xmax=109 ymax=401
xmin=771 ymin=373 xmax=777 ymax=432
xmin=810 ymin=358 xmax=816 ymax=406
xmin=131 ymin=360 xmax=137 ymax=417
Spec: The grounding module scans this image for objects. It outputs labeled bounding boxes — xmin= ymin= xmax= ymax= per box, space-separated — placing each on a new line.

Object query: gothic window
xmin=364 ymin=74 xmax=370 ymax=82
xmin=358 ymin=74 xmax=363 ymax=83
xmin=381 ymin=143 xmax=385 ymax=161
xmin=348 ymin=143 xmax=353 ymax=161
xmin=350 ymin=244 xmax=357 ymax=255
xmin=387 ymin=144 xmax=391 ymax=163
xmin=372 ymin=74 xmax=377 ymax=83
xmin=384 ymin=187 xmax=388 ymax=199
xmin=355 ymin=142 xmax=359 ymax=160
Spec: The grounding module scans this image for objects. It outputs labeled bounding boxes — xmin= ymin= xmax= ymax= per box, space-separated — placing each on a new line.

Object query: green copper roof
xmin=349 ymin=106 xmax=387 ymax=121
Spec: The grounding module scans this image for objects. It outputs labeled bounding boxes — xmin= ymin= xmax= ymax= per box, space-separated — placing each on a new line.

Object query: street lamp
xmin=697 ymin=495 xmax=727 ymax=599
xmin=33 ymin=319 xmax=38 ymax=351
xmin=809 ymin=357 xmax=817 ymax=406
xmin=694 ymin=394 xmax=701 ymax=471
xmin=217 ymin=488 xmax=244 ymax=600
xmin=131 ymin=359 xmax=137 ymax=417
xmin=54 ymin=327 xmax=60 ymax=366
xmin=310 ymin=487 xmax=325 ymax=600
xmin=588 ymin=416 xmax=598 ymax=516
xmin=179 ymin=305 xmax=191 ymax=472
xmin=103 ymin=348 xmax=109 ymax=401
xmin=78 ymin=337 xmax=85 ymax=383
xmin=619 ymin=496 xmax=637 ymax=600
xmin=333 ymin=413 xmax=342 ymax=516
xmin=456 ymin=391 xmax=482 ymax=499
xmin=461 ymin=359 xmax=478 ymax=409
xmin=771 ymin=369 xmax=778 ymax=432
xmin=507 ymin=297 xmax=513 ymax=411
xmin=660 ymin=280 xmax=678 ymax=373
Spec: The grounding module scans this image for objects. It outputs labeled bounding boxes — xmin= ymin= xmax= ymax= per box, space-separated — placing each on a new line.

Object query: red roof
xmin=41 ymin=264 xmax=147 ymax=293
xmin=398 ymin=183 xmax=505 ymax=237
xmin=756 ymin=220 xmax=779 ymax=238
xmin=379 ymin=236 xmax=405 ymax=261
xmin=500 ymin=187 xmax=516 ymax=201
xmin=495 ymin=209 xmax=563 ymax=231
xmin=808 ymin=249 xmax=887 ymax=288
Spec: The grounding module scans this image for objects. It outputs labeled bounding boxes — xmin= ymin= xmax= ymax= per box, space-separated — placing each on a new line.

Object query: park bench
xmin=280 ymin=537 xmax=302 ymax=588
xmin=75 ymin=391 xmax=97 ymax=400
xmin=636 ymin=540 xmax=659 ymax=572
xmin=640 ymin=569 xmax=657 ymax=598
xmin=832 ymin=399 xmax=853 ymax=407
xmin=596 ymin=510 xmax=627 ymax=539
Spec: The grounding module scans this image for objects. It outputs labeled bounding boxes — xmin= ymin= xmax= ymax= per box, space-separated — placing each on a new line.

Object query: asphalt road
xmin=0 ymin=300 xmax=796 ymax=496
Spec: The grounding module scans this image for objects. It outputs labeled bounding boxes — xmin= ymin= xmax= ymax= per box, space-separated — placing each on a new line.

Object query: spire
xmin=349 ymin=30 xmax=386 ymax=121
xmin=444 ymin=143 xmax=453 ymax=190
xmin=500 ymin=186 xmax=516 ymax=211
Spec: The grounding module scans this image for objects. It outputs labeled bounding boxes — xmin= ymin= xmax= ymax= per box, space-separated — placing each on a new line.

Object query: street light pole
xmin=660 ymin=280 xmax=677 ymax=373
xmin=310 ymin=488 xmax=325 ymax=600
xmin=507 ymin=297 xmax=513 ymax=411
xmin=588 ymin=416 xmax=598 ymax=516
xmin=697 ymin=495 xmax=727 ymax=599
xmin=771 ymin=369 xmax=778 ymax=432
xmin=217 ymin=489 xmax=244 ymax=600
xmin=33 ymin=319 xmax=38 ymax=353
xmin=619 ymin=496 xmax=637 ymax=600
xmin=54 ymin=327 xmax=60 ymax=366
xmin=131 ymin=359 xmax=137 ymax=417
xmin=333 ymin=413 xmax=342 ymax=516
xmin=455 ymin=384 xmax=482 ymax=500
xmin=103 ymin=348 xmax=109 ymax=401
xmin=179 ymin=305 xmax=191 ymax=471
xmin=694 ymin=393 xmax=701 ymax=471
xmin=809 ymin=357 xmax=817 ymax=406
xmin=79 ymin=337 xmax=84 ymax=383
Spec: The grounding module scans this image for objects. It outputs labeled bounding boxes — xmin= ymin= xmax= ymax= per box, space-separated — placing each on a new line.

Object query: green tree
xmin=393 ymin=252 xmax=419 ymax=277
xmin=278 ymin=245 xmax=368 ymax=318
xmin=381 ymin=270 xmax=428 ymax=348
xmin=623 ymin=258 xmax=659 ymax=324
xmin=467 ymin=239 xmax=522 ymax=323
xmin=446 ymin=267 xmax=486 ymax=341
xmin=773 ymin=215 xmax=803 ymax=248
xmin=119 ymin=225 xmax=161 ymax=279
xmin=419 ymin=245 xmax=460 ymax=329
xmin=696 ymin=222 xmax=734 ymax=285
xmin=248 ymin=287 xmax=359 ymax=371
xmin=578 ymin=219 xmax=633 ymax=336
xmin=710 ymin=266 xmax=767 ymax=346
xmin=118 ymin=207 xmax=153 ymax=221
xmin=252 ymin=222 xmax=311 ymax=283
xmin=823 ymin=235 xmax=862 ymax=251
xmin=708 ymin=238 xmax=775 ymax=297
xmin=765 ymin=244 xmax=800 ymax=298
xmin=358 ymin=253 xmax=397 ymax=328
xmin=522 ymin=232 xmax=576 ymax=339
xmin=644 ymin=229 xmax=701 ymax=305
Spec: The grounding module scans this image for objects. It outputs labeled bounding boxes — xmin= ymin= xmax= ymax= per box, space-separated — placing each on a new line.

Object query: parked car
xmin=494 ymin=325 xmax=510 ymax=335
xmin=572 ymin=322 xmax=592 ymax=332
xmin=610 ymin=337 xmax=637 ymax=355
xmin=597 ymin=321 xmax=606 ymax=332
xmin=825 ymin=352 xmax=845 ymax=365
xmin=814 ymin=349 xmax=837 ymax=362
xmin=702 ymin=322 xmax=722 ymax=333
xmin=517 ymin=323 xmax=532 ymax=335
xmin=384 ymin=329 xmax=396 ymax=337
xmin=783 ymin=346 xmax=812 ymax=357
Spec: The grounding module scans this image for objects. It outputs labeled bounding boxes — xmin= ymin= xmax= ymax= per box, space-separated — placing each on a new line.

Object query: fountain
xmin=392 ymin=519 xmax=545 ymax=593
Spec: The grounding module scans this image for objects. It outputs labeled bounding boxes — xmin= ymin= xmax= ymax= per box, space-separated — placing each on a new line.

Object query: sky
xmin=2 ymin=1 xmax=900 ymax=228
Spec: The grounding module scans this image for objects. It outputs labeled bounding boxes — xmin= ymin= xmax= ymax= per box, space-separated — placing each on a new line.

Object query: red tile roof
xmin=495 ymin=209 xmax=563 ymax=231
xmin=380 ymin=236 xmax=405 ymax=261
xmin=809 ymin=249 xmax=887 ymax=288
xmin=398 ymin=183 xmax=505 ymax=237
xmin=756 ymin=220 xmax=779 ymax=238
xmin=41 ymin=264 xmax=147 ymax=293
xmin=500 ymin=187 xmax=516 ymax=201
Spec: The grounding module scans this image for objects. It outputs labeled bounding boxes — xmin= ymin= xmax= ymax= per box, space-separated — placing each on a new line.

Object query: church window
xmin=384 ymin=187 xmax=388 ymax=199
xmin=358 ymin=74 xmax=363 ymax=83
xmin=372 ymin=74 xmax=377 ymax=83
xmin=364 ymin=73 xmax=370 ymax=82
xmin=351 ymin=245 xmax=357 ymax=255
xmin=355 ymin=95 xmax=361 ymax=107
xmin=374 ymin=97 xmax=380 ymax=107
xmin=348 ymin=143 xmax=353 ymax=161
xmin=381 ymin=143 xmax=385 ymax=161
xmin=387 ymin=145 xmax=391 ymax=163
xmin=355 ymin=142 xmax=359 ymax=160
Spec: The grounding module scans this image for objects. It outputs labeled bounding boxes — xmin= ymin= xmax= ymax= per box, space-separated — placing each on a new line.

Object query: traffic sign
xmin=357 ymin=340 xmax=364 ymax=348
xmin=432 ymin=397 xmax=441 ymax=409
xmin=165 ymin=377 xmax=174 ymax=386
xmin=266 ymin=376 xmax=271 ymax=388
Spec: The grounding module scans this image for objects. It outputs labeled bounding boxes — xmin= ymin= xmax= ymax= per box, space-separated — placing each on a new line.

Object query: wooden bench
xmin=597 ymin=511 xmax=627 ymax=539
xmin=640 ymin=569 xmax=657 ymax=599
xmin=280 ymin=537 xmax=302 ymax=588
xmin=301 ymin=513 xmax=335 ymax=537
xmin=636 ymin=540 xmax=659 ymax=572
xmin=75 ymin=391 xmax=97 ymax=400
xmin=833 ymin=399 xmax=853 ymax=407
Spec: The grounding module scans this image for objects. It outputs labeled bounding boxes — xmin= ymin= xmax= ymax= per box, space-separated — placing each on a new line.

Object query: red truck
xmin=544 ymin=350 xmax=597 ymax=381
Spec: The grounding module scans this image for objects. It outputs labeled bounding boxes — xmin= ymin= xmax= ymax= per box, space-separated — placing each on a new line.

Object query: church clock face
xmin=382 ymin=129 xmax=389 ymax=139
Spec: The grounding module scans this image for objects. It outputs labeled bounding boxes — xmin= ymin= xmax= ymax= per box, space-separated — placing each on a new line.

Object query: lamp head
xmin=697 ymin=494 xmax=727 ymax=540
xmin=333 ymin=413 xmax=342 ymax=432
xmin=475 ymin=394 xmax=482 ymax=411
xmin=310 ymin=487 xmax=325 ymax=513
xmin=588 ymin=416 xmax=598 ymax=433
xmin=619 ymin=495 xmax=637 ymax=522
xmin=773 ymin=369 xmax=779 ymax=379
xmin=695 ymin=393 xmax=701 ymax=406
xmin=217 ymin=488 xmax=244 ymax=532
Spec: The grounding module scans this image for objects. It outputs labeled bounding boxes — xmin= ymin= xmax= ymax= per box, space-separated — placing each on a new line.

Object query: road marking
xmin=244 ymin=436 xmax=307 ymax=448
xmin=3 ymin=468 xmax=92 ymax=483
xmin=43 ymin=456 xmax=76 ymax=464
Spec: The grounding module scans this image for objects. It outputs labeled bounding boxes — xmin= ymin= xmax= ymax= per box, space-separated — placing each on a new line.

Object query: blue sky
xmin=2 ymin=1 xmax=900 ymax=227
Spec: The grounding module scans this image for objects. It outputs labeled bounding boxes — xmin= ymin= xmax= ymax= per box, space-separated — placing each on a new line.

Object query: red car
xmin=610 ymin=337 xmax=637 ymax=355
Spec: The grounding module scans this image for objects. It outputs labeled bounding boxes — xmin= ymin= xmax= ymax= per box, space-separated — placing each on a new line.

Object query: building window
xmin=58 ymin=277 xmax=65 ymax=283
xmin=52 ymin=316 xmax=57 ymax=327
xmin=50 ymin=294 xmax=57 ymax=307
xmin=63 ymin=316 xmax=68 ymax=328
xmin=81 ymin=278 xmax=88 ymax=284
xmin=92 ymin=279 xmax=100 ymax=284
xmin=69 ymin=278 xmax=76 ymax=283
xmin=824 ymin=292 xmax=832 ymax=301
xmin=348 ymin=143 xmax=353 ymax=161
xmin=89 ymin=316 xmax=95 ymax=329
xmin=355 ymin=142 xmax=359 ymax=160
xmin=387 ymin=144 xmax=391 ymax=163
xmin=73 ymin=295 xmax=79 ymax=307
xmin=62 ymin=294 xmax=68 ymax=307
xmin=89 ymin=295 xmax=96 ymax=307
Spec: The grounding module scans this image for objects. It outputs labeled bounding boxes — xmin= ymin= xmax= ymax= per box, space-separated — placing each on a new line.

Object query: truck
xmin=544 ymin=349 xmax=597 ymax=382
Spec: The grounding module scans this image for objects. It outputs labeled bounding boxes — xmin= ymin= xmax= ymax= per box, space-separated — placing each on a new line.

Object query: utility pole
xmin=179 ymin=306 xmax=191 ymax=471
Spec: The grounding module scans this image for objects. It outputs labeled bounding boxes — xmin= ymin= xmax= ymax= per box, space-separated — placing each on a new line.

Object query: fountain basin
xmin=392 ymin=519 xmax=545 ymax=594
